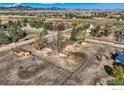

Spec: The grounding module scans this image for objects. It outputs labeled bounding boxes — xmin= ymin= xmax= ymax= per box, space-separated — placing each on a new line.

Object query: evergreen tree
xmin=53 ymin=31 xmax=64 ymax=51
xmin=0 ymin=32 xmax=11 ymax=44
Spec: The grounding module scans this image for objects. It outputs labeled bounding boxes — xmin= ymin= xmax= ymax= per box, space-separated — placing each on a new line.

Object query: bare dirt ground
xmin=0 ymin=43 xmax=123 ymax=85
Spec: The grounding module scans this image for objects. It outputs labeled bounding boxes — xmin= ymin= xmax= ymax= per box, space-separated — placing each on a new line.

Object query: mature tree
xmin=70 ymin=27 xmax=77 ymax=41
xmin=96 ymin=12 xmax=108 ymax=17
xmin=95 ymin=25 xmax=101 ymax=31
xmin=104 ymin=26 xmax=113 ymax=37
xmin=75 ymin=29 xmax=87 ymax=44
xmin=71 ymin=27 xmax=88 ymax=43
xmin=35 ymin=31 xmax=45 ymax=50
xmin=0 ymin=19 xmax=1 ymax=25
xmin=52 ymin=31 xmax=64 ymax=51
xmin=0 ymin=19 xmax=2 ymax=31
xmin=7 ymin=26 xmax=18 ymax=42
xmin=90 ymin=24 xmax=101 ymax=37
xmin=17 ymin=28 xmax=27 ymax=39
xmin=7 ymin=26 xmax=26 ymax=42
xmin=29 ymin=19 xmax=36 ymax=27
xmin=67 ymin=13 xmax=76 ymax=19
xmin=23 ymin=18 xmax=28 ymax=23
xmin=43 ymin=22 xmax=53 ymax=31
xmin=72 ymin=22 xmax=78 ymax=27
xmin=0 ymin=32 xmax=11 ymax=45
xmin=8 ymin=20 xmax=14 ymax=26
xmin=16 ymin=20 xmax=22 ymax=28
xmin=35 ymin=20 xmax=43 ymax=28
xmin=114 ymin=30 xmax=124 ymax=43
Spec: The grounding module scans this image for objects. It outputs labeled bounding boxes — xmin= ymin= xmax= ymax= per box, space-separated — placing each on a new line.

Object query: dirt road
xmin=86 ymin=39 xmax=124 ymax=49
xmin=0 ymin=38 xmax=37 ymax=52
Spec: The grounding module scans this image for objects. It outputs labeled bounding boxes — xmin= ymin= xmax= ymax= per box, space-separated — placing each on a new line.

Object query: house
xmin=14 ymin=48 xmax=31 ymax=57
xmin=63 ymin=40 xmax=75 ymax=51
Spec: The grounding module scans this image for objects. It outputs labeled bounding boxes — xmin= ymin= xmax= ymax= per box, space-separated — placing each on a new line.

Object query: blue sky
xmin=0 ymin=3 xmax=124 ymax=9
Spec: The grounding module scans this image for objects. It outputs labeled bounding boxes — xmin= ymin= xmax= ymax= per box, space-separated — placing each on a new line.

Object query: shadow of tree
xmin=104 ymin=65 xmax=113 ymax=75
xmin=110 ymin=52 xmax=118 ymax=60
xmin=113 ymin=62 xmax=124 ymax=68
xmin=113 ymin=62 xmax=122 ymax=66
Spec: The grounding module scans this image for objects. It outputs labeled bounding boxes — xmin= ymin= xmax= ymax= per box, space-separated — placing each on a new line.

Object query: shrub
xmin=106 ymin=65 xmax=124 ymax=85
xmin=69 ymin=52 xmax=87 ymax=59
xmin=107 ymin=78 xmax=124 ymax=85
xmin=111 ymin=66 xmax=124 ymax=78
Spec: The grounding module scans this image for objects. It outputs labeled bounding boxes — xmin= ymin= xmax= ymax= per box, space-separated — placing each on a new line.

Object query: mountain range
xmin=0 ymin=3 xmax=124 ymax=10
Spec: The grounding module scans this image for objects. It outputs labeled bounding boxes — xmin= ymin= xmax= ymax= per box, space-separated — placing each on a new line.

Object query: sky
xmin=0 ymin=3 xmax=124 ymax=9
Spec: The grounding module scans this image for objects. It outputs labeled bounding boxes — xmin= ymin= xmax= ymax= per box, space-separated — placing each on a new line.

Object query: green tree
xmin=95 ymin=25 xmax=101 ymax=31
xmin=90 ymin=25 xmax=102 ymax=37
xmin=70 ymin=27 xmax=88 ymax=44
xmin=16 ymin=20 xmax=22 ymax=28
xmin=72 ymin=22 xmax=78 ymax=27
xmin=7 ymin=26 xmax=26 ymax=42
xmin=0 ymin=32 xmax=11 ymax=45
xmin=75 ymin=29 xmax=87 ymax=44
xmin=7 ymin=26 xmax=18 ymax=42
xmin=22 ymin=18 xmax=28 ymax=26
xmin=29 ymin=19 xmax=36 ymax=27
xmin=8 ymin=20 xmax=14 ymax=26
xmin=36 ymin=31 xmax=45 ymax=50
xmin=114 ymin=31 xmax=124 ymax=43
xmin=70 ymin=27 xmax=77 ymax=41
xmin=67 ymin=13 xmax=75 ymax=19
xmin=53 ymin=31 xmax=64 ymax=51
xmin=0 ymin=19 xmax=1 ymax=25
xmin=43 ymin=22 xmax=53 ymax=30
xmin=35 ymin=20 xmax=43 ymax=28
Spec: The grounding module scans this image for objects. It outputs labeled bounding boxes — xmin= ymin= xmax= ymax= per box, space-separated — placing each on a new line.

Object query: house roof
xmin=63 ymin=40 xmax=75 ymax=47
xmin=116 ymin=53 xmax=124 ymax=62
xmin=15 ymin=48 xmax=31 ymax=53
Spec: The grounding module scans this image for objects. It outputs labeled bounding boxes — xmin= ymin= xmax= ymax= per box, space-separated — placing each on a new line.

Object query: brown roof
xmin=14 ymin=48 xmax=31 ymax=53
xmin=63 ymin=40 xmax=75 ymax=47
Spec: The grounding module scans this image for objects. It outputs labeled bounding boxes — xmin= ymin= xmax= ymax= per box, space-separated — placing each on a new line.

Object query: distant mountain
xmin=48 ymin=7 xmax=66 ymax=10
xmin=0 ymin=5 xmax=67 ymax=11
xmin=0 ymin=4 xmax=123 ymax=11
xmin=10 ymin=5 xmax=32 ymax=9
xmin=0 ymin=5 xmax=32 ymax=10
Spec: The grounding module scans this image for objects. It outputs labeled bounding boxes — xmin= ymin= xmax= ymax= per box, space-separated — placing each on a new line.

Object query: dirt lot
xmin=0 ymin=43 xmax=123 ymax=85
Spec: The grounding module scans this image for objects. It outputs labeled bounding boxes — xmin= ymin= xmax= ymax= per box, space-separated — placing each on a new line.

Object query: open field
xmin=0 ymin=42 xmax=122 ymax=85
